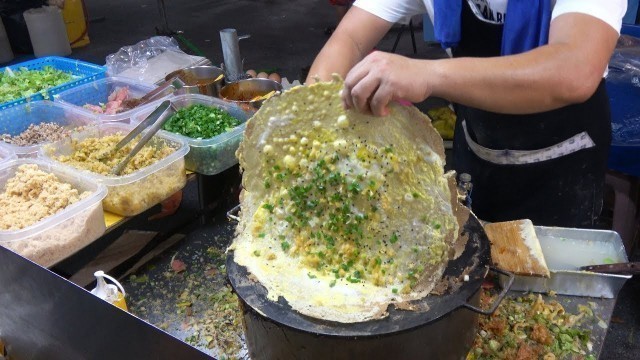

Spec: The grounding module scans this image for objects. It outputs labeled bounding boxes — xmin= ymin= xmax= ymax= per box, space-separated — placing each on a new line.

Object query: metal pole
xmin=219 ymin=28 xmax=244 ymax=82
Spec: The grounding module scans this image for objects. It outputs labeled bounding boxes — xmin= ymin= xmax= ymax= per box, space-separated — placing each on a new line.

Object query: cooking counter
xmin=121 ymin=217 xmax=620 ymax=360
xmin=1 ymin=169 xmax=632 ymax=359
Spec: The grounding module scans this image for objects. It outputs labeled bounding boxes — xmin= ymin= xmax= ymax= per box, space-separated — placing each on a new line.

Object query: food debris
xmin=171 ymin=254 xmax=187 ymax=273
xmin=126 ymin=240 xmax=246 ymax=359
xmin=468 ymin=291 xmax=597 ymax=360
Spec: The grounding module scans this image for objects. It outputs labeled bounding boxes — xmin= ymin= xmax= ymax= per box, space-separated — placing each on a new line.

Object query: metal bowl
xmin=165 ymin=66 xmax=225 ymax=97
xmin=220 ymin=78 xmax=283 ymax=111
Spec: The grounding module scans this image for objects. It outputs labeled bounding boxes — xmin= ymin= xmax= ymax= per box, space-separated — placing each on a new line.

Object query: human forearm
xmin=306 ymin=33 xmax=366 ymax=83
xmin=428 ymin=44 xmax=606 ymax=114
xmin=341 ymin=13 xmax=619 ymax=116
xmin=306 ymin=6 xmax=392 ymax=84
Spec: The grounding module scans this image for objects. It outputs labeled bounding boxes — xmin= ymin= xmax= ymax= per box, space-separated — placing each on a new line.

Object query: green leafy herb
xmin=0 ymin=66 xmax=74 ymax=103
xmin=281 ymin=241 xmax=291 ymax=252
xmin=162 ymin=104 xmax=240 ymax=139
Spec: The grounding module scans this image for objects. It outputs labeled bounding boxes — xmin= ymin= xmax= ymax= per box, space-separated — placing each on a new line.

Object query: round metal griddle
xmin=227 ymin=215 xmax=495 ymax=338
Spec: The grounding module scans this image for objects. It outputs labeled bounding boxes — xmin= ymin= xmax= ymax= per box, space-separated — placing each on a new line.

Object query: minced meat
xmin=1 ymin=122 xmax=75 ymax=146
xmin=0 ymin=164 xmax=89 ymax=230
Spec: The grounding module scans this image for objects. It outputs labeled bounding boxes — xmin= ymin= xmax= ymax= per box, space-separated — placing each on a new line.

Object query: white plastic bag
xmin=106 ymin=36 xmax=209 ymax=85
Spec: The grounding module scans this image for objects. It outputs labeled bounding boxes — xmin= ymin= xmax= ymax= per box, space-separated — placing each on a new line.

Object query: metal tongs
xmin=137 ymin=76 xmax=185 ymax=107
xmin=110 ymin=100 xmax=175 ymax=175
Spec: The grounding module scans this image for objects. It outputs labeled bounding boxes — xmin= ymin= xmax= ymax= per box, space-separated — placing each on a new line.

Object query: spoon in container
xmin=110 ymin=100 xmax=175 ymax=175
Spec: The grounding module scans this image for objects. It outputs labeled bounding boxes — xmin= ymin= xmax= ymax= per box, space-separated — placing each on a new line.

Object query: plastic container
xmin=40 ymin=123 xmax=189 ymax=216
xmin=0 ymin=144 xmax=16 ymax=164
xmin=54 ymin=76 xmax=173 ymax=124
xmin=0 ymin=56 xmax=106 ymax=110
xmin=0 ymin=158 xmax=107 ymax=268
xmin=0 ymin=100 xmax=97 ymax=157
xmin=132 ymin=94 xmax=250 ymax=175
xmin=24 ymin=6 xmax=72 ymax=58
xmin=62 ymin=0 xmax=90 ymax=48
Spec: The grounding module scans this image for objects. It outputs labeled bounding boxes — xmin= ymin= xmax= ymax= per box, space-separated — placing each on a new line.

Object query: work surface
xmin=121 ymin=217 xmax=620 ymax=360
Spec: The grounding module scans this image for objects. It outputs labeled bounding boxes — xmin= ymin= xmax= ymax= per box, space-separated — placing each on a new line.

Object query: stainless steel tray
xmin=498 ymin=226 xmax=632 ymax=298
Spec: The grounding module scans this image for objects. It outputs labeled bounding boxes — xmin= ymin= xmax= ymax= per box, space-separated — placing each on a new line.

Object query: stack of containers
xmin=0 ymin=101 xmax=97 ymax=157
xmin=132 ymin=94 xmax=251 ymax=175
xmin=0 ymin=158 xmax=108 ymax=268
xmin=54 ymin=76 xmax=174 ymax=124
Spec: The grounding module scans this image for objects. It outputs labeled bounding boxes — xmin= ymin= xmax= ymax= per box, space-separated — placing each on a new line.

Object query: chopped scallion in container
xmin=162 ymin=104 xmax=241 ymax=139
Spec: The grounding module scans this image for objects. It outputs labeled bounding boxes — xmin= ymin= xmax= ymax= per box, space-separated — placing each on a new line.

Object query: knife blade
xmin=579 ymin=262 xmax=640 ymax=275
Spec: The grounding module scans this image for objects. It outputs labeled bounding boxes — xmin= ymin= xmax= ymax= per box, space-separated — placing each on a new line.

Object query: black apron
xmin=451 ymin=2 xmax=611 ymax=228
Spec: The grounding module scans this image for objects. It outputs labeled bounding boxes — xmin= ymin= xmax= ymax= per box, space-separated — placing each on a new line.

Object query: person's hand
xmin=342 ymin=51 xmax=431 ymax=116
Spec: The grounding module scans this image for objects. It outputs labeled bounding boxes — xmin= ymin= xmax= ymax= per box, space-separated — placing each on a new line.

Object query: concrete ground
xmin=20 ymin=0 xmax=640 ymax=358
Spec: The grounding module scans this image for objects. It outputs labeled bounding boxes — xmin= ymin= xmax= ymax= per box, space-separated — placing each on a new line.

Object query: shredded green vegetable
xmin=162 ymin=104 xmax=240 ymax=139
xmin=0 ymin=66 xmax=74 ymax=103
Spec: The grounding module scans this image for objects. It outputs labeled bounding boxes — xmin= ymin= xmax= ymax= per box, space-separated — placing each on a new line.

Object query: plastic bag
xmin=607 ymin=34 xmax=640 ymax=84
xmin=106 ymin=36 xmax=209 ymax=85
xmin=607 ymin=34 xmax=640 ymax=146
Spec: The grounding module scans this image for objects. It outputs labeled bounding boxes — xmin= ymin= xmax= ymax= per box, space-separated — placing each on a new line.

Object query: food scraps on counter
xmin=469 ymin=291 xmax=597 ymax=360
xmin=127 ymin=245 xmax=246 ymax=359
xmin=52 ymin=133 xmax=174 ymax=176
xmin=0 ymin=66 xmax=74 ymax=103
xmin=83 ymin=86 xmax=143 ymax=115
xmin=162 ymin=104 xmax=241 ymax=139
xmin=1 ymin=122 xmax=78 ymax=146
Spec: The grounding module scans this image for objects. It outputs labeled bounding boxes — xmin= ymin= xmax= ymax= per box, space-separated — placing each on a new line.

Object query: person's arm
xmin=305 ymin=6 xmax=393 ymax=83
xmin=342 ymin=13 xmax=619 ymax=116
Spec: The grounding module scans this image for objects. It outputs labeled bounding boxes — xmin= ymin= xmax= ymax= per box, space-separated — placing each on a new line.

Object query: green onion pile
xmin=0 ymin=66 xmax=74 ymax=103
xmin=162 ymin=104 xmax=241 ymax=139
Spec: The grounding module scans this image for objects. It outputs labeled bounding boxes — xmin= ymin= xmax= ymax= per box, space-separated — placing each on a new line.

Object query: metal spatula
xmin=580 ymin=262 xmax=640 ymax=275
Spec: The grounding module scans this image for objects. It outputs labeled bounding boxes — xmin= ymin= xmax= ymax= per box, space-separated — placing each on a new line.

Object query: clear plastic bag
xmin=607 ymin=34 xmax=640 ymax=148
xmin=607 ymin=34 xmax=640 ymax=84
xmin=106 ymin=36 xmax=209 ymax=85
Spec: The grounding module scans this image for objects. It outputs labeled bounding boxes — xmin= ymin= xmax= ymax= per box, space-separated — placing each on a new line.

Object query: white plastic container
xmin=0 ymin=100 xmax=98 ymax=157
xmin=132 ymin=94 xmax=250 ymax=175
xmin=0 ymin=158 xmax=107 ymax=268
xmin=0 ymin=144 xmax=16 ymax=164
xmin=24 ymin=6 xmax=72 ymax=58
xmin=0 ymin=18 xmax=13 ymax=64
xmin=54 ymin=76 xmax=174 ymax=124
xmin=41 ymin=123 xmax=189 ymax=216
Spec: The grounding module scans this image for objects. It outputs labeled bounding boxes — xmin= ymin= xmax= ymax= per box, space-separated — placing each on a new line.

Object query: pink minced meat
xmin=84 ymin=87 xmax=140 ymax=115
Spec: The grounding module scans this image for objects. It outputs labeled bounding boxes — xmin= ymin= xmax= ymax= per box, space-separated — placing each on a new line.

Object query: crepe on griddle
xmin=230 ymin=76 xmax=468 ymax=323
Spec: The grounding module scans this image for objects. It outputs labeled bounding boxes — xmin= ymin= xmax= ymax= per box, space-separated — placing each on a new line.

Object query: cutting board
xmin=484 ymin=219 xmax=551 ymax=278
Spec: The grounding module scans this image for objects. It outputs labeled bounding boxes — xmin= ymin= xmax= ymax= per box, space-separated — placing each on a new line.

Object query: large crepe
xmin=230 ymin=76 xmax=468 ymax=323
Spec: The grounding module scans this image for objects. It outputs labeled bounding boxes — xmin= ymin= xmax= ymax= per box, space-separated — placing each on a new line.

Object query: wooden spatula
xmin=484 ymin=219 xmax=551 ymax=278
